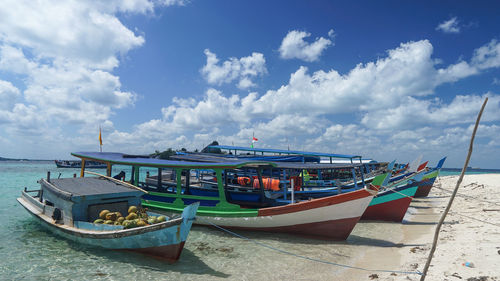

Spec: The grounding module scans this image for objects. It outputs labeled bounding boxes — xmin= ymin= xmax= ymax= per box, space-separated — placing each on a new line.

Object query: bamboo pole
xmin=420 ymin=97 xmax=488 ymax=280
xmin=85 ymin=170 xmax=149 ymax=194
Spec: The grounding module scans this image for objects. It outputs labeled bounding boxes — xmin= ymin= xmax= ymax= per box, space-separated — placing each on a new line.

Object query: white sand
xmin=338 ymin=174 xmax=500 ymax=281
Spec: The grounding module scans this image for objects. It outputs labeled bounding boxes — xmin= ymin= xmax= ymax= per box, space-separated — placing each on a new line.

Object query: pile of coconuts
xmin=93 ymin=205 xmax=167 ymax=229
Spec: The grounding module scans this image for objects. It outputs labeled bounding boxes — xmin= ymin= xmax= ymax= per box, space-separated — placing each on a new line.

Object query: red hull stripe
xmin=220 ymin=216 xmax=362 ymax=240
xmin=361 ymin=197 xmax=413 ymax=222
xmin=414 ymin=177 xmax=437 ymax=197
xmin=414 ymin=184 xmax=433 ymax=197
xmin=258 ymin=188 xmax=371 ymax=217
xmin=130 ymin=242 xmax=186 ymax=263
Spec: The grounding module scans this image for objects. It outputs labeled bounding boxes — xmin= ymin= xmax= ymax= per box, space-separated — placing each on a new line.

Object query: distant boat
xmin=55 ymin=160 xmax=106 ymax=169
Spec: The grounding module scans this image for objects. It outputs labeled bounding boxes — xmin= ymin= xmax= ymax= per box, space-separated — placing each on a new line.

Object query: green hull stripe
xmin=142 ymin=200 xmax=259 ymax=218
xmin=369 ymin=186 xmax=418 ymax=206
xmin=423 ymin=169 xmax=439 ymax=180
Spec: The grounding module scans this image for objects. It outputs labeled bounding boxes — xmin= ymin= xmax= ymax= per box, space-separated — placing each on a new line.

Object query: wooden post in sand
xmin=420 ymin=97 xmax=488 ymax=281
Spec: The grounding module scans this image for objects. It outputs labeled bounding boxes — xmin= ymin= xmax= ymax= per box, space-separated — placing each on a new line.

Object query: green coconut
xmin=105 ymin=212 xmax=117 ymax=221
xmin=115 ymin=211 xmax=122 ymax=218
xmin=126 ymin=212 xmax=138 ymax=220
xmin=116 ymin=217 xmax=125 ymax=224
xmin=103 ymin=220 xmax=113 ymax=225
xmin=137 ymin=220 xmax=147 ymax=227
xmin=99 ymin=210 xmax=110 ymax=220
xmin=93 ymin=219 xmax=104 ymax=224
xmin=156 ymin=216 xmax=167 ymax=223
xmin=147 ymin=218 xmax=156 ymax=225
xmin=122 ymin=220 xmax=132 ymax=228
xmin=128 ymin=206 xmax=138 ymax=214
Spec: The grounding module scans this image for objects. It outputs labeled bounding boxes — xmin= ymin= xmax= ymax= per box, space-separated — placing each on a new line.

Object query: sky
xmin=0 ymin=0 xmax=499 ymax=168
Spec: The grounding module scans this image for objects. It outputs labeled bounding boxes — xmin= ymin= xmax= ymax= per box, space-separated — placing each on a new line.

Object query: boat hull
xmin=361 ymin=185 xmax=418 ymax=222
xmin=150 ymin=188 xmax=375 ymax=240
xmin=414 ymin=170 xmax=439 ymax=197
xmin=18 ymin=195 xmax=197 ymax=263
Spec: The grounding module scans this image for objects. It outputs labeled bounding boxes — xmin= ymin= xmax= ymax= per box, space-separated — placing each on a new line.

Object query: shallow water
xmin=0 ymin=161 xmax=431 ymax=280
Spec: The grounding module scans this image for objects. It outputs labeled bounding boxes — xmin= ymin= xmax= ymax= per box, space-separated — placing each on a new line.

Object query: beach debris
xmin=94 ymin=271 xmax=107 ymax=277
xmin=390 ymin=272 xmax=397 ymax=276
xmin=368 ymin=273 xmax=378 ymax=279
xmin=216 ymin=246 xmax=233 ymax=253
xmin=410 ymin=263 xmax=418 ymax=269
xmin=410 ymin=246 xmax=424 ymax=253
xmin=451 ymin=272 xmax=463 ymax=279
xmin=466 ymin=277 xmax=489 ymax=281
xmin=462 ymin=262 xmax=475 ymax=268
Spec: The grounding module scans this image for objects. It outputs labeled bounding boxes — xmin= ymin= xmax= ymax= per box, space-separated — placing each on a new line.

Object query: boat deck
xmin=48 ymin=177 xmax=136 ymax=197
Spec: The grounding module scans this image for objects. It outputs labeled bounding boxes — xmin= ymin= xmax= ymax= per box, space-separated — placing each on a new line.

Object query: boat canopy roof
xmin=170 ymin=153 xmax=360 ymax=169
xmin=272 ymin=162 xmax=363 ymax=170
xmin=171 ymin=153 xmax=317 ymax=163
xmin=208 ymin=145 xmax=362 ymax=161
xmin=46 ymin=177 xmax=143 ymax=199
xmin=71 ymin=152 xmax=276 ymax=169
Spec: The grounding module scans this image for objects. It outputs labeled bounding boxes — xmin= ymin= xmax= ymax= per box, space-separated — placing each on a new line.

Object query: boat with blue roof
xmin=17 ymin=171 xmax=199 ymax=263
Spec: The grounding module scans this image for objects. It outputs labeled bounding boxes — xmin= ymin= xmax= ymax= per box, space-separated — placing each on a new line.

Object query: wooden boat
xmin=360 ymin=172 xmax=425 ymax=222
xmin=17 ymin=173 xmax=199 ymax=263
xmin=71 ymin=152 xmax=381 ymax=240
xmin=414 ymin=157 xmax=447 ymax=197
xmin=55 ymin=159 xmax=107 ymax=169
xmin=170 ymin=150 xmax=434 ymax=222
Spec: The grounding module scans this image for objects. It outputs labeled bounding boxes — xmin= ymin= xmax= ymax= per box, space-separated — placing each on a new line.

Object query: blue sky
xmin=0 ymin=0 xmax=499 ymax=168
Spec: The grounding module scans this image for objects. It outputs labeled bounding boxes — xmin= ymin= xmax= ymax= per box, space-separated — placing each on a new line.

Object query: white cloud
xmin=201 ymin=49 xmax=267 ymax=89
xmin=328 ymin=29 xmax=336 ymax=38
xmin=157 ymin=0 xmax=189 ymax=6
xmin=471 ymin=39 xmax=500 ymax=69
xmin=116 ymin=39 xmax=500 ymax=158
xmin=361 ymin=94 xmax=500 ymax=130
xmin=436 ymin=17 xmax=460 ymax=34
xmin=0 ymin=0 xmax=145 ymax=69
xmin=0 ymin=80 xmax=20 ymax=110
xmin=0 ymin=0 xmax=152 ymax=136
xmin=279 ymin=30 xmax=332 ymax=62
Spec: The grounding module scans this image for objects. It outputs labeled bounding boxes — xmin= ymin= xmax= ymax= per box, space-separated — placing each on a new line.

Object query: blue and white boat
xmin=17 ymin=173 xmax=199 ymax=263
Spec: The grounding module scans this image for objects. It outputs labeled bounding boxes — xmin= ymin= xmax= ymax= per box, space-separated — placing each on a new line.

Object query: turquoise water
xmin=439 ymin=168 xmax=500 ymax=176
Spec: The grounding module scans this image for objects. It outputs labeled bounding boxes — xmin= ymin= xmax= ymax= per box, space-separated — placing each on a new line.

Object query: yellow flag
xmin=99 ymin=127 xmax=103 ymax=146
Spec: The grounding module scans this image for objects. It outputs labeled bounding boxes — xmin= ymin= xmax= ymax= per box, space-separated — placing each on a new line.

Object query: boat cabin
xmin=33 ymin=175 xmax=143 ymax=227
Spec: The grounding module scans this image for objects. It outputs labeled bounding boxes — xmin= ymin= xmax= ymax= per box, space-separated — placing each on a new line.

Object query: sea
xmin=1 ymin=161 xmax=498 ymax=280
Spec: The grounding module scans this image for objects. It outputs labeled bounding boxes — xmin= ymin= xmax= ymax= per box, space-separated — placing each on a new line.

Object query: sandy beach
xmin=339 ymin=174 xmax=500 ymax=281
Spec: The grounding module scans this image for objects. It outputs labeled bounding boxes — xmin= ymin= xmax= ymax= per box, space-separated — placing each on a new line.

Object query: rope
xmin=382 ymin=186 xmax=414 ymax=199
xmin=199 ymin=218 xmax=422 ymax=276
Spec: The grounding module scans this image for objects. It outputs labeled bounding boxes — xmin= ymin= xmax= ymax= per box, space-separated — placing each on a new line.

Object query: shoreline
xmin=337 ymin=174 xmax=500 ymax=280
